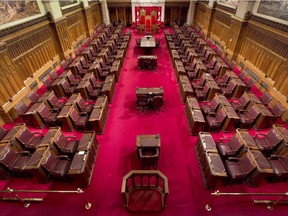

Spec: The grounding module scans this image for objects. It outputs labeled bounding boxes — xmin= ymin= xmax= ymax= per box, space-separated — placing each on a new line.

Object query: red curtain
xmin=135 ymin=6 xmax=161 ymax=26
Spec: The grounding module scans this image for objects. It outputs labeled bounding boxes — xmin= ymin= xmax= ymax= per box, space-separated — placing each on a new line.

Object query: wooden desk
xmin=101 ymin=74 xmax=116 ymax=103
xmin=244 ymin=92 xmax=262 ymax=109
xmin=24 ymin=146 xmax=51 ymax=182
xmin=196 ymin=132 xmax=218 ymax=161
xmin=179 ymin=75 xmax=190 ymax=84
xmin=201 ymin=152 xmax=228 ymax=189
xmin=185 ymin=96 xmax=201 ymax=110
xmin=140 ymin=36 xmax=156 ymax=54
xmin=221 ymin=106 xmax=239 ymax=132
xmin=185 ymin=108 xmax=205 ymax=135
xmin=138 ymin=55 xmax=157 ymax=70
xmin=88 ymin=97 xmax=108 ymax=130
xmin=51 ymin=78 xmax=65 ymax=98
xmin=273 ymin=124 xmax=288 ymax=156
xmin=136 ymin=134 xmax=161 ymax=159
xmin=136 ymin=87 xmax=164 ymax=98
xmin=178 ymin=82 xmax=194 ymax=104
xmin=0 ymin=124 xmax=26 ymax=144
xmin=254 ymin=104 xmax=274 ymax=130
xmin=246 ymin=149 xmax=274 ymax=186
xmin=68 ymin=148 xmax=97 ymax=187
xmin=206 ymin=81 xmax=221 ymax=101
xmin=57 ymin=105 xmax=74 ymax=131
xmin=214 ymin=93 xmax=231 ymax=108
xmin=231 ymin=78 xmax=246 ymax=98
xmin=76 ymin=80 xmax=90 ymax=100
xmin=236 ymin=129 xmax=259 ymax=150
xmin=88 ymin=62 xmax=100 ymax=80
xmin=22 ymin=102 xmax=46 ymax=128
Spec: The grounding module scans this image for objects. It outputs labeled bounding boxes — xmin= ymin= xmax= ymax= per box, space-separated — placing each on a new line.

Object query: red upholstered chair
xmin=268 ymin=155 xmax=288 ymax=182
xmin=46 ymin=92 xmax=66 ymax=111
xmin=216 ymin=135 xmax=244 ymax=159
xmin=191 ymin=75 xmax=206 ymax=89
xmin=245 ymin=78 xmax=255 ymax=91
xmin=195 ymin=83 xmax=210 ymax=101
xmin=151 ymin=96 xmax=164 ymax=112
xmin=53 ymin=133 xmax=79 ymax=155
xmin=270 ymin=103 xmax=286 ymax=118
xmin=42 ymin=76 xmax=53 ymax=91
xmin=14 ymin=101 xmax=29 ymax=115
xmin=49 ymin=70 xmax=58 ymax=81
xmin=260 ymin=93 xmax=273 ymax=106
xmin=69 ymin=107 xmax=89 ymax=131
xmin=65 ymin=70 xmax=81 ymax=86
xmin=254 ymin=129 xmax=284 ymax=155
xmin=205 ymin=108 xmax=227 ymax=132
xmin=220 ymin=81 xmax=236 ymax=98
xmin=37 ymin=103 xmax=59 ymax=127
xmin=86 ymin=82 xmax=100 ymax=100
xmin=238 ymin=105 xmax=261 ymax=128
xmin=225 ymin=152 xmax=256 ymax=183
xmin=27 ymin=91 xmax=39 ymax=104
xmin=60 ymin=78 xmax=76 ymax=97
xmin=41 ymin=152 xmax=71 ymax=180
xmin=238 ymin=71 xmax=247 ymax=81
xmin=16 ymin=128 xmax=44 ymax=151
xmin=0 ymin=146 xmax=32 ymax=177
xmin=96 ymin=65 xmax=109 ymax=80
xmin=209 ymin=64 xmax=221 ymax=77
xmin=76 ymin=96 xmax=93 ymax=114
xmin=216 ymin=73 xmax=231 ymax=87
xmin=231 ymin=93 xmax=250 ymax=112
xmin=201 ymin=97 xmax=220 ymax=116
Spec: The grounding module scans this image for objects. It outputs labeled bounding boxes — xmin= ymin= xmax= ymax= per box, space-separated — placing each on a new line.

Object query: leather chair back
xmin=240 ymin=153 xmax=256 ymax=174
xmin=217 ymin=109 xmax=227 ymax=123
xmin=266 ymin=130 xmax=283 ymax=148
xmin=0 ymin=127 xmax=7 ymax=140
xmin=260 ymin=93 xmax=273 ymax=106
xmin=42 ymin=76 xmax=52 ymax=86
xmin=14 ymin=102 xmax=28 ymax=115
xmin=210 ymin=97 xmax=219 ymax=110
xmin=271 ymin=103 xmax=285 ymax=117
xmin=27 ymin=91 xmax=39 ymax=104
xmin=17 ymin=129 xmax=33 ymax=146
xmin=0 ymin=147 xmax=19 ymax=167
xmin=247 ymin=105 xmax=261 ymax=120
xmin=230 ymin=135 xmax=243 ymax=152
xmin=41 ymin=152 xmax=57 ymax=172
xmin=152 ymin=96 xmax=164 ymax=109
xmin=49 ymin=70 xmax=58 ymax=81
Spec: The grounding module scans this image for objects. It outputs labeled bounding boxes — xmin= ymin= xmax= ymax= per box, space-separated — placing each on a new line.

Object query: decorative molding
xmin=250 ymin=14 xmax=288 ymax=33
xmin=61 ymin=4 xmax=82 ymax=15
xmin=0 ymin=15 xmax=48 ymax=38
xmin=215 ymin=3 xmax=236 ymax=14
xmin=165 ymin=2 xmax=190 ymax=7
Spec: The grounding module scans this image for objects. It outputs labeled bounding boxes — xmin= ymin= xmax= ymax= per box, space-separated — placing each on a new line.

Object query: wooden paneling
xmin=194 ymin=2 xmax=288 ymax=121
xmin=0 ymin=4 xmax=103 ymax=123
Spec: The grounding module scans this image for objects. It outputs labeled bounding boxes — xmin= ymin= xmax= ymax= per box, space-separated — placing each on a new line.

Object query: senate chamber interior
xmin=0 ymin=0 xmax=287 ymax=215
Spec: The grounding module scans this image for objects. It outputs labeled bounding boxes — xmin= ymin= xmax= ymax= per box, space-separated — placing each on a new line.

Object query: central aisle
xmin=90 ymin=29 xmax=205 ymax=215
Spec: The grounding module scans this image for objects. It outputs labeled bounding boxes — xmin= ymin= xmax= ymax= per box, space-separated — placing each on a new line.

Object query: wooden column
xmin=228 ymin=17 xmax=247 ymax=59
xmin=50 ymin=16 xmax=71 ymax=60
xmin=0 ymin=42 xmax=24 ymax=122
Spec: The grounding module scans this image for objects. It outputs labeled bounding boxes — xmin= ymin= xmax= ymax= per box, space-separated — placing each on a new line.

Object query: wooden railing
xmin=121 ymin=170 xmax=169 ymax=209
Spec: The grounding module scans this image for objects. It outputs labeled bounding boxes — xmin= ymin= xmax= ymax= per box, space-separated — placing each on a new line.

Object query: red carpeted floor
xmin=1 ymin=28 xmax=288 ymax=216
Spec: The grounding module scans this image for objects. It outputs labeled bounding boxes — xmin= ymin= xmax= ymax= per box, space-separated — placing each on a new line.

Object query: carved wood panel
xmin=67 ymin=11 xmax=86 ymax=43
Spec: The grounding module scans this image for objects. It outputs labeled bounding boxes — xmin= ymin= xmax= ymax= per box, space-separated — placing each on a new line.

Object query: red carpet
xmin=1 ymin=28 xmax=288 ymax=216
